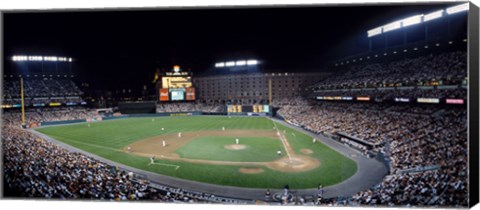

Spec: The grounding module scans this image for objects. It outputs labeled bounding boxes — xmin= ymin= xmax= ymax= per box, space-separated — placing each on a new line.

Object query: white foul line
xmin=149 ymin=162 xmax=180 ymax=170
xmin=272 ymin=121 xmax=292 ymax=160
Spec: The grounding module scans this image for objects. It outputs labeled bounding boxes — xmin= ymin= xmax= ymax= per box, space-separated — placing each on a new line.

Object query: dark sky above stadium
xmin=4 ymin=2 xmax=459 ymax=91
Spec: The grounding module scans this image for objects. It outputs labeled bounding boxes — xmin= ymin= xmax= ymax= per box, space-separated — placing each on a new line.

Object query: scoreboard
xmin=227 ymin=105 xmax=270 ymax=113
xmin=162 ymin=76 xmax=192 ymax=89
xmin=227 ymin=105 xmax=242 ymax=113
xmin=159 ymin=66 xmax=196 ymax=102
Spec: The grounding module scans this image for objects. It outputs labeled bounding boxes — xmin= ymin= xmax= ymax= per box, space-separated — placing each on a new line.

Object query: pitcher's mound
xmin=225 ymin=144 xmax=247 ymax=150
xmin=239 ymin=167 xmax=264 ymax=174
xmin=300 ymin=149 xmax=313 ymax=155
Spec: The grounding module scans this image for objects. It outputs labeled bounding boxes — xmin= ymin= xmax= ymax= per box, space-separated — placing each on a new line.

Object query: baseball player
xmin=150 ymin=156 xmax=155 ymax=164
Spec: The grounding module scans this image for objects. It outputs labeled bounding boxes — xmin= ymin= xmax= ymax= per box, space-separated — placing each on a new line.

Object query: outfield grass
xmin=35 ymin=116 xmax=357 ymax=189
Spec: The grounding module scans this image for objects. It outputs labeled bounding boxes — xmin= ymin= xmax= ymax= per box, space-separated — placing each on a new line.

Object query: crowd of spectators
xmin=314 ymin=51 xmax=467 ymax=90
xmin=2 ymin=77 xmax=84 ymax=106
xmin=351 ymin=165 xmax=468 ymax=207
xmin=156 ymin=102 xmax=225 ymax=113
xmin=275 ymin=97 xmax=468 ymax=207
xmin=3 ymin=77 xmax=83 ymax=98
xmin=1 ymin=109 xmax=248 ymax=204
xmin=2 ymin=107 xmax=99 ymax=124
xmin=277 ymin=101 xmax=394 ymax=146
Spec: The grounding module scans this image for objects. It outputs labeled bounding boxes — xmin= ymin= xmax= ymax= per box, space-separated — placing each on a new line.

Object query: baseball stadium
xmin=1 ymin=2 xmax=478 ymax=208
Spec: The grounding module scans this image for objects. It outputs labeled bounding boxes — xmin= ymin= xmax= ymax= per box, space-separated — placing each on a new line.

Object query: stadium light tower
xmin=446 ymin=3 xmax=469 ymax=15
xmin=402 ymin=15 xmax=423 ymax=27
xmin=11 ymin=54 xmax=74 ymax=75
xmin=366 ymin=3 xmax=469 ymax=51
xmin=246 ymin=60 xmax=258 ymax=65
xmin=225 ymin=61 xmax=235 ymax=67
xmin=235 ymin=60 xmax=246 ymax=66
xmin=424 ymin=10 xmax=444 ymax=22
xmin=382 ymin=20 xmax=402 ymax=33
xmin=12 ymin=55 xmax=72 ymax=62
xmin=214 ymin=59 xmax=260 ymax=68
xmin=367 ymin=27 xmax=382 ymax=38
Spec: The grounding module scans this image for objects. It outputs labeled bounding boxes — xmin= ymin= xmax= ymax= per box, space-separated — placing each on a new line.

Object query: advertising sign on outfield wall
xmin=417 ymin=98 xmax=440 ymax=103
xmin=356 ymin=96 xmax=371 ymax=101
xmin=186 ymin=87 xmax=196 ymax=101
xmin=446 ymin=98 xmax=465 ymax=104
xmin=394 ymin=98 xmax=410 ymax=102
xmin=160 ymin=88 xmax=169 ymax=101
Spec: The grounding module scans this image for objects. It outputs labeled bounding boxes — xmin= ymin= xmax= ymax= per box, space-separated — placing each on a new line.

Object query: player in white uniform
xmin=235 ymin=138 xmax=239 ymax=145
xmin=222 ymin=126 xmax=225 ymax=131
xmin=277 ymin=150 xmax=282 ymax=156
xmin=162 ymin=140 xmax=166 ymax=147
xmin=313 ymin=138 xmax=316 ymax=143
xmin=178 ymin=132 xmax=182 ymax=138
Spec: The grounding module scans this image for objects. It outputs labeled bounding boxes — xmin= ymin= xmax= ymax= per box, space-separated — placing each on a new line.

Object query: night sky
xmin=3 ymin=3 xmax=457 ymax=91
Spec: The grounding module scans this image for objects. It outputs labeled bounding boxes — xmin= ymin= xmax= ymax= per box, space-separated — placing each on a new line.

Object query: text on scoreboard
xmin=227 ymin=105 xmax=270 ymax=113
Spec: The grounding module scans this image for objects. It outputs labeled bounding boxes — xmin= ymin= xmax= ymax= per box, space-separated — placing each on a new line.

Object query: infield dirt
xmin=125 ymin=129 xmax=320 ymax=173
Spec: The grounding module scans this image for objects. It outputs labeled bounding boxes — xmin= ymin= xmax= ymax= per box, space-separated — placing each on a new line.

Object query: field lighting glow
xmin=215 ymin=59 xmax=259 ymax=68
xmin=367 ymin=27 xmax=382 ymax=37
xmin=225 ymin=61 xmax=235 ymax=67
xmin=12 ymin=55 xmax=73 ymax=62
xmin=382 ymin=20 xmax=401 ymax=32
xmin=402 ymin=15 xmax=423 ymax=27
xmin=235 ymin=60 xmax=246 ymax=66
xmin=367 ymin=3 xmax=468 ymax=37
xmin=446 ymin=3 xmax=469 ymax=14
xmin=246 ymin=60 xmax=258 ymax=65
xmin=424 ymin=10 xmax=444 ymax=22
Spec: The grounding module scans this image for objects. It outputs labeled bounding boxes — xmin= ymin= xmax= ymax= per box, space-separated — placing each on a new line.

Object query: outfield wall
xmin=36 ymin=111 xmax=267 ymax=127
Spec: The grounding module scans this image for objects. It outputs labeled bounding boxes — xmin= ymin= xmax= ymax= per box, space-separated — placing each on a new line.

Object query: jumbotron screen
xmin=160 ymin=86 xmax=195 ymax=101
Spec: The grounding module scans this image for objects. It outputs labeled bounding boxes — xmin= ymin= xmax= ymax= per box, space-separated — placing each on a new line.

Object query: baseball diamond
xmin=35 ymin=116 xmax=361 ymax=190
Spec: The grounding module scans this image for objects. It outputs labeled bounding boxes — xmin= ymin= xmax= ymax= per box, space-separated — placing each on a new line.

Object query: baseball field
xmin=35 ymin=116 xmax=357 ymax=189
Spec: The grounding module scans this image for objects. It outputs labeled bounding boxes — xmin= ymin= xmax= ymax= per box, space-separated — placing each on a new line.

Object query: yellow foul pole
xmin=20 ymin=77 xmax=26 ymax=127
xmin=268 ymin=79 xmax=272 ymax=105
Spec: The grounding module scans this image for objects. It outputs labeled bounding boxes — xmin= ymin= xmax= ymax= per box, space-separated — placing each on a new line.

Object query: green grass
xmin=35 ymin=116 xmax=357 ymax=189
xmin=176 ymin=136 xmax=285 ymax=162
